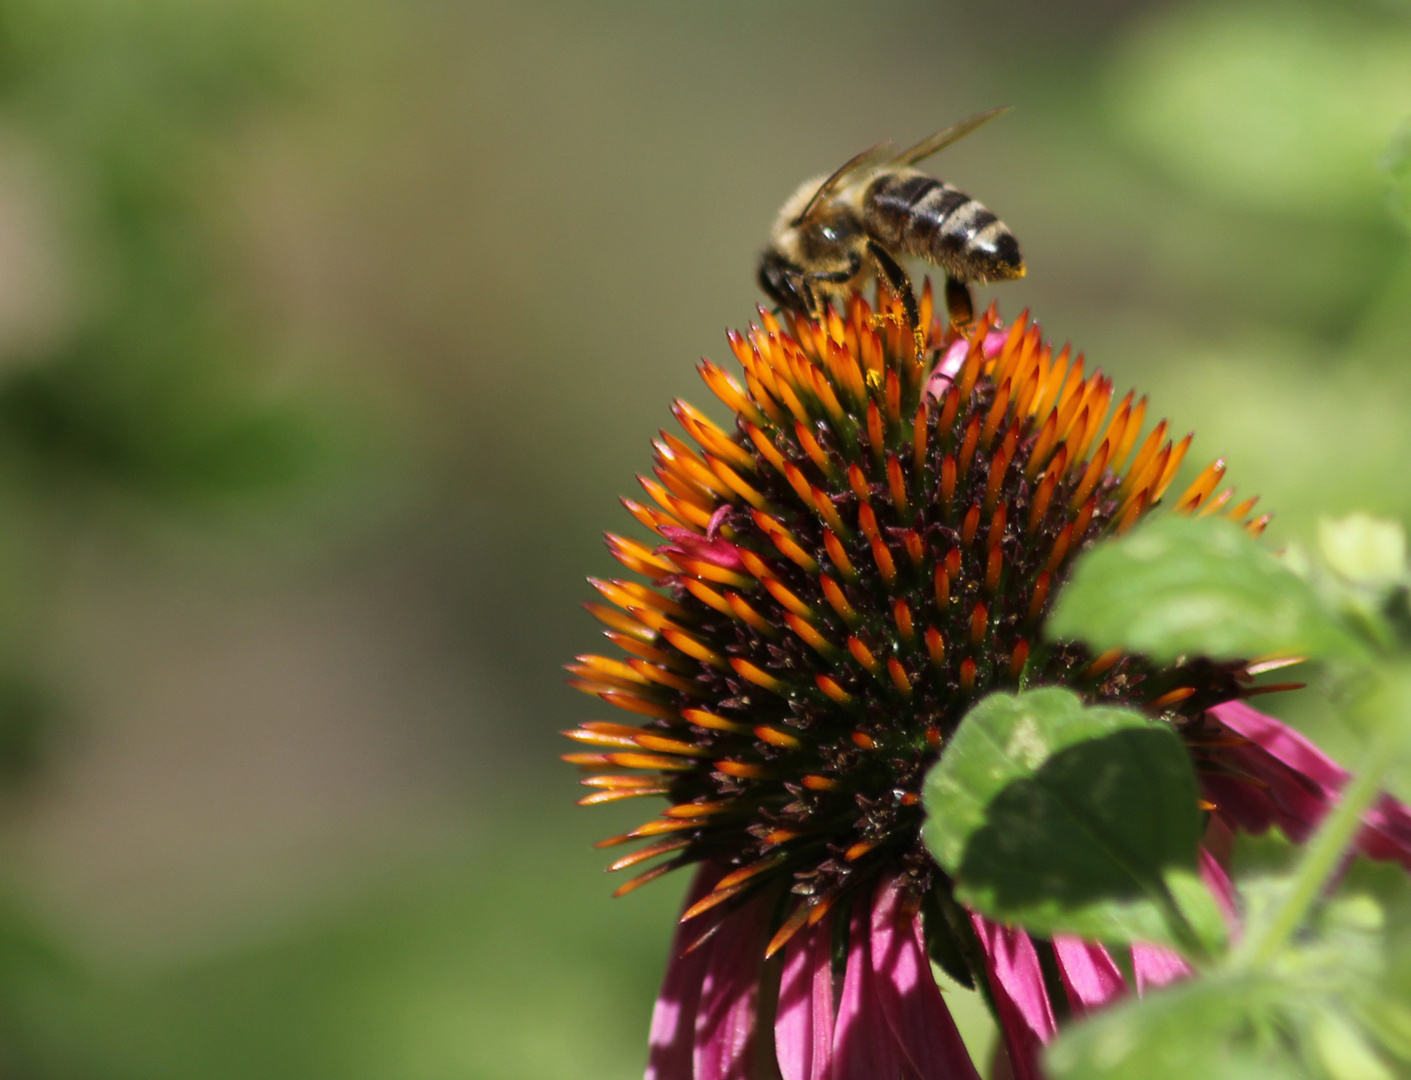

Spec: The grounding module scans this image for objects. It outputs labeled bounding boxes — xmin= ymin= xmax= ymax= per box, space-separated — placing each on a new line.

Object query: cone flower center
xmin=566 ymin=283 xmax=1267 ymax=955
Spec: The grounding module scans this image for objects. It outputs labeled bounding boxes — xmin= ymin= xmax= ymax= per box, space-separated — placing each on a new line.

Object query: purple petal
xmin=776 ymin=914 xmax=835 ymax=1080
xmin=832 ymin=897 xmax=903 ymax=1080
xmin=1131 ymin=943 xmax=1190 ymax=995
xmin=923 ymin=330 xmax=1009 ymax=399
xmin=1210 ymin=702 xmax=1345 ymax=789
xmin=1201 ymin=847 xmax=1237 ymax=927
xmin=970 ymin=916 xmax=1053 ymax=1080
xmin=706 ymin=505 xmax=732 ymax=539
xmin=1209 ymin=702 xmax=1411 ymax=868
xmin=1051 ymin=937 xmax=1126 ymax=1013
xmin=694 ymin=889 xmax=774 ymax=1080
xmin=870 ymin=877 xmax=981 ymax=1080
xmin=648 ymin=864 xmax=727 ymax=1080
xmin=1362 ymin=796 xmax=1411 ymax=871
xmin=924 ymin=340 xmax=971 ymax=399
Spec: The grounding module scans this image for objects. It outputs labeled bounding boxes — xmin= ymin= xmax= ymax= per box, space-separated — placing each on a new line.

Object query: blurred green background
xmin=0 ymin=0 xmax=1406 ymax=1076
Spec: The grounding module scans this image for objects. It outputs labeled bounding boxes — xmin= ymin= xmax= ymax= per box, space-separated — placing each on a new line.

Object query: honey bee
xmin=757 ymin=107 xmax=1024 ymax=344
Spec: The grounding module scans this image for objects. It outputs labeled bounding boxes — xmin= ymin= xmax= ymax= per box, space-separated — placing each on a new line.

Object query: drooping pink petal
xmin=1362 ymin=796 xmax=1411 ymax=871
xmin=648 ymin=864 xmax=727 ymax=1080
xmin=776 ymin=914 xmax=835 ymax=1080
xmin=924 ymin=330 xmax=1009 ymax=399
xmin=658 ymin=526 xmax=747 ymax=572
xmin=694 ymin=888 xmax=775 ymax=1080
xmin=705 ymin=505 xmax=732 ymax=539
xmin=1201 ymin=847 xmax=1237 ymax=927
xmin=1207 ymin=702 xmax=1411 ymax=869
xmin=1051 ymin=937 xmax=1126 ymax=1014
xmin=1212 ymin=702 xmax=1345 ymax=788
xmin=1131 ymin=942 xmax=1190 ymax=994
xmin=970 ymin=916 xmax=1054 ymax=1080
xmin=870 ymin=877 xmax=981 ymax=1080
xmin=833 ymin=898 xmax=903 ymax=1080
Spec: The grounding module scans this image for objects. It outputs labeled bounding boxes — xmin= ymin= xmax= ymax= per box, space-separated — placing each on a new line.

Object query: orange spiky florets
xmin=565 ymin=280 xmax=1268 ymax=950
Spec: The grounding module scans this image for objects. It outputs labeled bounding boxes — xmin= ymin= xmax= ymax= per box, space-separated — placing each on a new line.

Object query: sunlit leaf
xmin=923 ymin=688 xmax=1223 ymax=952
xmin=1046 ymin=975 xmax=1298 ymax=1080
xmin=1047 ymin=516 xmax=1367 ymax=663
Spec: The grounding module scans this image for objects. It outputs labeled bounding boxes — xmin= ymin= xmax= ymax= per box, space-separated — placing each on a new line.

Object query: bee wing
xmin=790 ymin=141 xmax=897 ymax=225
xmin=891 ymin=106 xmax=1011 ymax=168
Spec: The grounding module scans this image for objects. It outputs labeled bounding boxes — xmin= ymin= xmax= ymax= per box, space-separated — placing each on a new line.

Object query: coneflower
xmin=564 ymin=284 xmax=1411 ymax=1080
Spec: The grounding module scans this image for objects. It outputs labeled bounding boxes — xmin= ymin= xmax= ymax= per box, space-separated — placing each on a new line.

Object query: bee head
xmin=756 ymin=249 xmax=812 ymax=314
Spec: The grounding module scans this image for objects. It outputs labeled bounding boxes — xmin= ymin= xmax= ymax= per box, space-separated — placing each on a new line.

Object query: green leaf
xmin=922 ymin=688 xmax=1223 ymax=953
xmin=1050 ymin=878 xmax=1408 ymax=1080
xmin=1047 ymin=515 xmax=1367 ymax=664
xmin=1386 ymin=119 xmax=1411 ymax=232
xmin=1045 ymin=975 xmax=1299 ymax=1080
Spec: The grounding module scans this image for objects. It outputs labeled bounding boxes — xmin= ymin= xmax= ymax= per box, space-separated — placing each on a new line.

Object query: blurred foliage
xmin=1108 ymin=2 xmax=1411 ymax=219
xmin=0 ymin=820 xmax=678 ymax=1080
xmin=0 ymin=0 xmax=319 ymax=502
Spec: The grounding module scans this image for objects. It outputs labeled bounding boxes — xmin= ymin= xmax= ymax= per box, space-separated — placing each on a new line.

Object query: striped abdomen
xmin=862 ymin=171 xmax=1024 ymax=283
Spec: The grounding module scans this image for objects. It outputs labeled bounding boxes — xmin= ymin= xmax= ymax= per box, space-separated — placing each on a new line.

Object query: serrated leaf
xmin=923 ymin=688 xmax=1222 ymax=952
xmin=1047 ymin=515 xmax=1367 ymax=664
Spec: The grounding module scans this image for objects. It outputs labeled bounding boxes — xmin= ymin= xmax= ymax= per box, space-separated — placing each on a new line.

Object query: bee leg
xmin=943 ymin=275 xmax=975 ymax=331
xmin=801 ymin=252 xmax=863 ymax=323
xmin=865 ymin=240 xmax=924 ymax=358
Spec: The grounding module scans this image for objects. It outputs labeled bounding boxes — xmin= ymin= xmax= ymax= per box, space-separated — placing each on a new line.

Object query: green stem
xmin=1232 ymin=693 xmax=1405 ymax=971
xmin=1155 ymin=879 xmax=1211 ymax=966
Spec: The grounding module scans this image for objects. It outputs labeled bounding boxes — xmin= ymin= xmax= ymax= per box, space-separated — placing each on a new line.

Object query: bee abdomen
xmin=863 ymin=172 xmax=1023 ymax=283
